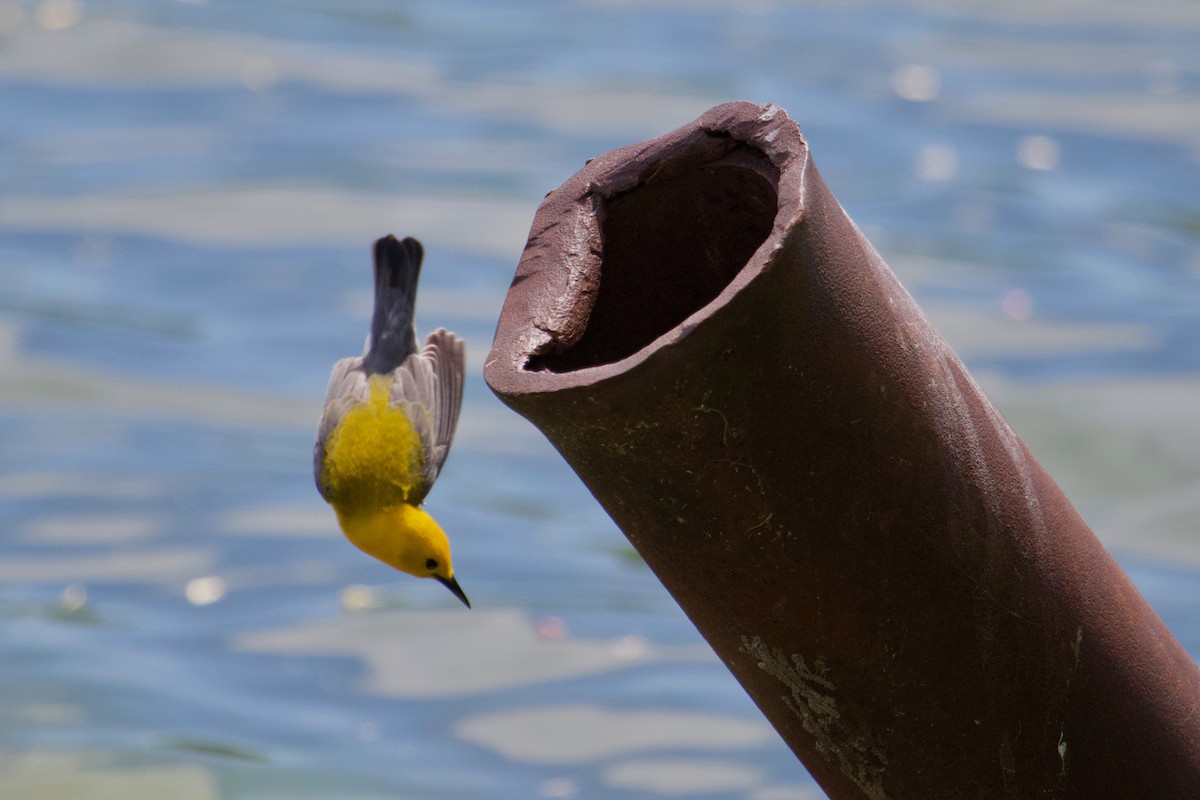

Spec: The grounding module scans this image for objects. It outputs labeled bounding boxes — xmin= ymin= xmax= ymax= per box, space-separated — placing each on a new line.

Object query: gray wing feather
xmin=313 ymin=356 xmax=369 ymax=500
xmin=390 ymin=328 xmax=466 ymax=502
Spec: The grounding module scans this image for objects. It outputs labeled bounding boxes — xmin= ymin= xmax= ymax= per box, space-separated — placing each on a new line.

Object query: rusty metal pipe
xmin=484 ymin=102 xmax=1200 ymax=799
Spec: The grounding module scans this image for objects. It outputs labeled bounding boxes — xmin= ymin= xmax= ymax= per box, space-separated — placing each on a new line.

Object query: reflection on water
xmin=2 ymin=1 xmax=1199 ymax=798
xmin=236 ymin=608 xmax=713 ymax=699
xmin=0 ymin=752 xmax=219 ymax=800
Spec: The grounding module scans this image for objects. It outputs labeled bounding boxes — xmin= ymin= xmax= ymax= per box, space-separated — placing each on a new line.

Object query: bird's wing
xmin=313 ymin=356 xmax=369 ymax=500
xmin=390 ymin=328 xmax=466 ymax=503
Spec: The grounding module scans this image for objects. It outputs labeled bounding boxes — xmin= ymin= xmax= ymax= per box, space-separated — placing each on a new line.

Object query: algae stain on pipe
xmin=740 ymin=635 xmax=890 ymax=800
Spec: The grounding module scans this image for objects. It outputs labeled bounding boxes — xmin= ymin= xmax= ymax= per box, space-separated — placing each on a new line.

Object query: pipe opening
xmin=527 ymin=146 xmax=778 ymax=373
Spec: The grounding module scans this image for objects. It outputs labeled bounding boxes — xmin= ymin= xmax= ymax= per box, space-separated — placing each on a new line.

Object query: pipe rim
xmin=485 ymin=101 xmax=810 ymax=397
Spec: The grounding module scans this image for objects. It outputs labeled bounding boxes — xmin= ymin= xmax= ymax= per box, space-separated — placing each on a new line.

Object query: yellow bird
xmin=314 ymin=235 xmax=469 ymax=607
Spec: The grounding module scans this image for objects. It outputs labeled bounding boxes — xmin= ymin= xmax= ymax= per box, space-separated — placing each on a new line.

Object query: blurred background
xmin=1 ymin=1 xmax=1199 ymax=798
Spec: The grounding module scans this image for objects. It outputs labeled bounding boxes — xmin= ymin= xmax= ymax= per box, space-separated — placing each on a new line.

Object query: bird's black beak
xmin=436 ymin=574 xmax=471 ymax=608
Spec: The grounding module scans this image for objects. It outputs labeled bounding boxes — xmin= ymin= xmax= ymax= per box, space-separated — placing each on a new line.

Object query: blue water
xmin=2 ymin=1 xmax=1199 ymax=798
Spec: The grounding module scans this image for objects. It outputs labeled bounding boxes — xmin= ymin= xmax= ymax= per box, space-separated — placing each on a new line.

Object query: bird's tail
xmin=363 ymin=235 xmax=422 ymax=375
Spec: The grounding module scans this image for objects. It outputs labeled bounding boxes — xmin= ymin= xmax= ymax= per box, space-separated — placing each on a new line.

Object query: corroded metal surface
xmin=485 ymin=101 xmax=1200 ymax=799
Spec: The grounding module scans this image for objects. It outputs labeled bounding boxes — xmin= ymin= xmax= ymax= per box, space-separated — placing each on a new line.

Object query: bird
xmin=313 ymin=235 xmax=469 ymax=607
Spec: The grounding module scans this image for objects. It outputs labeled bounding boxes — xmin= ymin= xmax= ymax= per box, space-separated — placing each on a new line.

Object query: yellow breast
xmin=320 ymin=375 xmax=425 ymax=509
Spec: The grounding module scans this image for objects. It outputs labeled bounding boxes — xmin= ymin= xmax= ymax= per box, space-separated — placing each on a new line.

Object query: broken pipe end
xmin=486 ymin=101 xmax=808 ymax=394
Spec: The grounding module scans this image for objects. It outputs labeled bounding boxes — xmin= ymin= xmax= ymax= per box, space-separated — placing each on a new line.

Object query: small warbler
xmin=314 ymin=235 xmax=469 ymax=607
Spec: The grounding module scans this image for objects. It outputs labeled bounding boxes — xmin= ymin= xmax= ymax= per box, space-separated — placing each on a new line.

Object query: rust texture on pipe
xmin=484 ymin=102 xmax=1200 ymax=799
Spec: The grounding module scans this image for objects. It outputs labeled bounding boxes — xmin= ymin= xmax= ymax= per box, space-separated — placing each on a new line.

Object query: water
xmin=1 ymin=1 xmax=1198 ymax=798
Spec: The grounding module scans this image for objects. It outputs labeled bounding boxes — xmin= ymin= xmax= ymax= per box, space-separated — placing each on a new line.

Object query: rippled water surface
xmin=2 ymin=1 xmax=1199 ymax=798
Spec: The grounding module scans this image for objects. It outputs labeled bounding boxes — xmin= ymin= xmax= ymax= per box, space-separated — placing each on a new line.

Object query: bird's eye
xmin=425 ymin=558 xmax=439 ymax=571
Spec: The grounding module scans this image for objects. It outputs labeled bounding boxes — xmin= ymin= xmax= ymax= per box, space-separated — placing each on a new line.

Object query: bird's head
xmin=396 ymin=509 xmax=470 ymax=608
xmin=337 ymin=503 xmax=469 ymax=607
xmin=390 ymin=506 xmax=470 ymax=608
